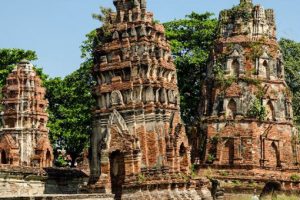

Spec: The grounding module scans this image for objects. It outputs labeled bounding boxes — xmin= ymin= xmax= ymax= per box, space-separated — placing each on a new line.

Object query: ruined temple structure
xmin=0 ymin=60 xmax=53 ymax=168
xmin=196 ymin=0 xmax=300 ymax=182
xmin=88 ymin=0 xmax=210 ymax=199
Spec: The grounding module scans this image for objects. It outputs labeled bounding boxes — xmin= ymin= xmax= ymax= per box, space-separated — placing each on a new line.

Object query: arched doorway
xmin=227 ymin=99 xmax=237 ymax=119
xmin=271 ymin=142 xmax=281 ymax=168
xmin=46 ymin=150 xmax=51 ymax=167
xmin=231 ymin=59 xmax=239 ymax=77
xmin=179 ymin=143 xmax=188 ymax=171
xmin=109 ymin=151 xmax=125 ymax=200
xmin=222 ymin=139 xmax=234 ymax=166
xmin=266 ymin=101 xmax=274 ymax=121
xmin=263 ymin=60 xmax=270 ymax=79
xmin=179 ymin=143 xmax=186 ymax=157
xmin=1 ymin=150 xmax=7 ymax=164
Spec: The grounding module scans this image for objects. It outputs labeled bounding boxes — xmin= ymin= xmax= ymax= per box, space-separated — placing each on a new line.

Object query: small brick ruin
xmin=194 ymin=0 xmax=300 ymax=186
xmin=0 ymin=60 xmax=53 ymax=168
xmin=88 ymin=0 xmax=210 ymax=199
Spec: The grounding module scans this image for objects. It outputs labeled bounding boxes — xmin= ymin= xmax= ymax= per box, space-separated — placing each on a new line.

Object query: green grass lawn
xmin=226 ymin=194 xmax=300 ymax=200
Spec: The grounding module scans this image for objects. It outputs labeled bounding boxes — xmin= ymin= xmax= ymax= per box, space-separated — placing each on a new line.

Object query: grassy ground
xmin=225 ymin=194 xmax=300 ymax=200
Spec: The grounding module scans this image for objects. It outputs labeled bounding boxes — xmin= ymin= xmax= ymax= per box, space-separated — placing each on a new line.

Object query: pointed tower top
xmin=113 ymin=0 xmax=147 ymax=12
xmin=19 ymin=59 xmax=30 ymax=64
xmin=240 ymin=0 xmax=252 ymax=4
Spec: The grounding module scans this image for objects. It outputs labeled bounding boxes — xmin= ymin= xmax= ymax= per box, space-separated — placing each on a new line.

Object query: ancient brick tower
xmin=89 ymin=0 xmax=204 ymax=199
xmin=0 ymin=60 xmax=53 ymax=167
xmin=198 ymin=0 xmax=300 ymax=171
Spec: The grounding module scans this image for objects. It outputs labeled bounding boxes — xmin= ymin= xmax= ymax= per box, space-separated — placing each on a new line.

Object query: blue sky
xmin=0 ymin=0 xmax=299 ymax=78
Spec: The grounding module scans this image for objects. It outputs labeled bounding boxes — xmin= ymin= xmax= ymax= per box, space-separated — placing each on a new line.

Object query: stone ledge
xmin=0 ymin=194 xmax=114 ymax=200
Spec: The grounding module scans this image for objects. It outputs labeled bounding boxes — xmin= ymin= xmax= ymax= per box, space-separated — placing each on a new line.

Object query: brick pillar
xmin=95 ymin=150 xmax=111 ymax=193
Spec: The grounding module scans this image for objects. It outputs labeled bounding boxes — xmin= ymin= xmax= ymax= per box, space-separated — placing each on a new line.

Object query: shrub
xmin=290 ymin=174 xmax=300 ymax=181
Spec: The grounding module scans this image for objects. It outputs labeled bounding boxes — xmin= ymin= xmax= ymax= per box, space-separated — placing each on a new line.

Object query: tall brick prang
xmin=88 ymin=0 xmax=209 ymax=199
xmin=0 ymin=60 xmax=53 ymax=168
xmin=196 ymin=0 xmax=300 ymax=174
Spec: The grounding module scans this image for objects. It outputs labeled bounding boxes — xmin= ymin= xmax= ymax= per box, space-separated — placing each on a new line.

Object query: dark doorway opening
xmin=179 ymin=143 xmax=186 ymax=157
xmin=224 ymin=139 xmax=234 ymax=166
xmin=109 ymin=151 xmax=125 ymax=200
xmin=46 ymin=149 xmax=51 ymax=167
xmin=271 ymin=142 xmax=281 ymax=168
xmin=1 ymin=150 xmax=7 ymax=164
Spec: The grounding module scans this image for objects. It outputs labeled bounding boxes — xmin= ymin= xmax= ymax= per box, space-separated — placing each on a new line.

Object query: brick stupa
xmin=196 ymin=0 xmax=300 ymax=183
xmin=0 ymin=60 xmax=53 ymax=168
xmin=88 ymin=0 xmax=209 ymax=199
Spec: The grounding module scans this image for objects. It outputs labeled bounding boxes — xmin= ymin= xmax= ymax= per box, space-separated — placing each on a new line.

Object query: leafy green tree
xmin=279 ymin=38 xmax=300 ymax=125
xmin=45 ymin=61 xmax=95 ymax=167
xmin=81 ymin=6 xmax=112 ymax=60
xmin=0 ymin=48 xmax=37 ymax=88
xmin=164 ymin=12 xmax=218 ymax=125
xmin=45 ymin=7 xmax=111 ymax=167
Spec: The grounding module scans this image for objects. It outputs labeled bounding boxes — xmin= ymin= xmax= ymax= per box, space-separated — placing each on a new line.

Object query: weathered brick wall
xmin=197 ymin=0 xmax=299 ymax=175
xmin=0 ymin=167 xmax=89 ymax=197
xmin=0 ymin=60 xmax=53 ymax=168
xmin=88 ymin=0 xmax=197 ymax=199
xmin=204 ymin=122 xmax=296 ymax=169
xmin=0 ymin=194 xmax=114 ymax=200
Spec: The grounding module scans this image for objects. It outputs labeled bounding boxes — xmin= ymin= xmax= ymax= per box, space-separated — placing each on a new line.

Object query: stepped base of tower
xmin=0 ymin=166 xmax=90 ymax=197
xmin=0 ymin=194 xmax=114 ymax=200
xmin=84 ymin=175 xmax=213 ymax=200
xmin=196 ymin=165 xmax=300 ymax=197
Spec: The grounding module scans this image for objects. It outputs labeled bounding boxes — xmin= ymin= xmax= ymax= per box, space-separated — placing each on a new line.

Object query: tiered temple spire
xmin=195 ymin=0 xmax=299 ymax=174
xmin=88 ymin=0 xmax=205 ymax=199
xmin=0 ymin=60 xmax=53 ymax=167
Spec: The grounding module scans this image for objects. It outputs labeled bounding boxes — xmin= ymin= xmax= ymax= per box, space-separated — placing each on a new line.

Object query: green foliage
xmin=240 ymin=77 xmax=261 ymax=86
xmin=213 ymin=63 xmax=237 ymax=92
xmin=0 ymin=48 xmax=40 ymax=117
xmin=247 ymin=98 xmax=266 ymax=121
xmin=0 ymin=48 xmax=95 ymax=167
xmin=81 ymin=7 xmax=113 ymax=60
xmin=274 ymin=195 xmax=300 ymax=200
xmin=55 ymin=155 xmax=68 ymax=167
xmin=0 ymin=48 xmax=37 ymax=88
xmin=210 ymin=135 xmax=220 ymax=145
xmin=164 ymin=12 xmax=218 ymax=125
xmin=279 ymin=39 xmax=300 ymax=126
xmin=92 ymin=6 xmax=112 ymax=24
xmin=223 ymin=2 xmax=253 ymax=23
xmin=45 ymin=60 xmax=95 ymax=166
xmin=219 ymin=171 xmax=229 ymax=177
xmin=46 ymin=7 xmax=111 ymax=166
xmin=80 ymin=29 xmax=99 ymax=60
xmin=249 ymin=38 xmax=267 ymax=60
xmin=232 ymin=180 xmax=242 ymax=186
xmin=290 ymin=174 xmax=300 ymax=182
xmin=207 ymin=154 xmax=216 ymax=163
xmin=190 ymin=164 xmax=197 ymax=178
xmin=137 ymin=173 xmax=146 ymax=184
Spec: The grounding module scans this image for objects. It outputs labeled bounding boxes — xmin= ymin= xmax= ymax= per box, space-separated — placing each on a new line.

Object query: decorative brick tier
xmin=0 ymin=60 xmax=53 ymax=168
xmin=193 ymin=0 xmax=300 ymax=194
xmin=0 ymin=166 xmax=90 ymax=197
xmin=0 ymin=194 xmax=114 ymax=200
xmin=88 ymin=0 xmax=208 ymax=199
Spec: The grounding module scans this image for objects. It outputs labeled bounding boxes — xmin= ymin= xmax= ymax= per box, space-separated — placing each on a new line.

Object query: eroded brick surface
xmin=88 ymin=0 xmax=205 ymax=199
xmin=0 ymin=60 xmax=53 ymax=168
xmin=196 ymin=0 xmax=300 ymax=183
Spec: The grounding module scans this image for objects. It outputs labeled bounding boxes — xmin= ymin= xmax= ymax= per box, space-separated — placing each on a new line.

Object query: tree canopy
xmin=0 ymin=48 xmax=37 ymax=88
xmin=45 ymin=60 xmax=95 ymax=166
xmin=279 ymin=38 xmax=300 ymax=126
xmin=1 ymin=10 xmax=300 ymax=168
xmin=164 ymin=12 xmax=218 ymax=125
